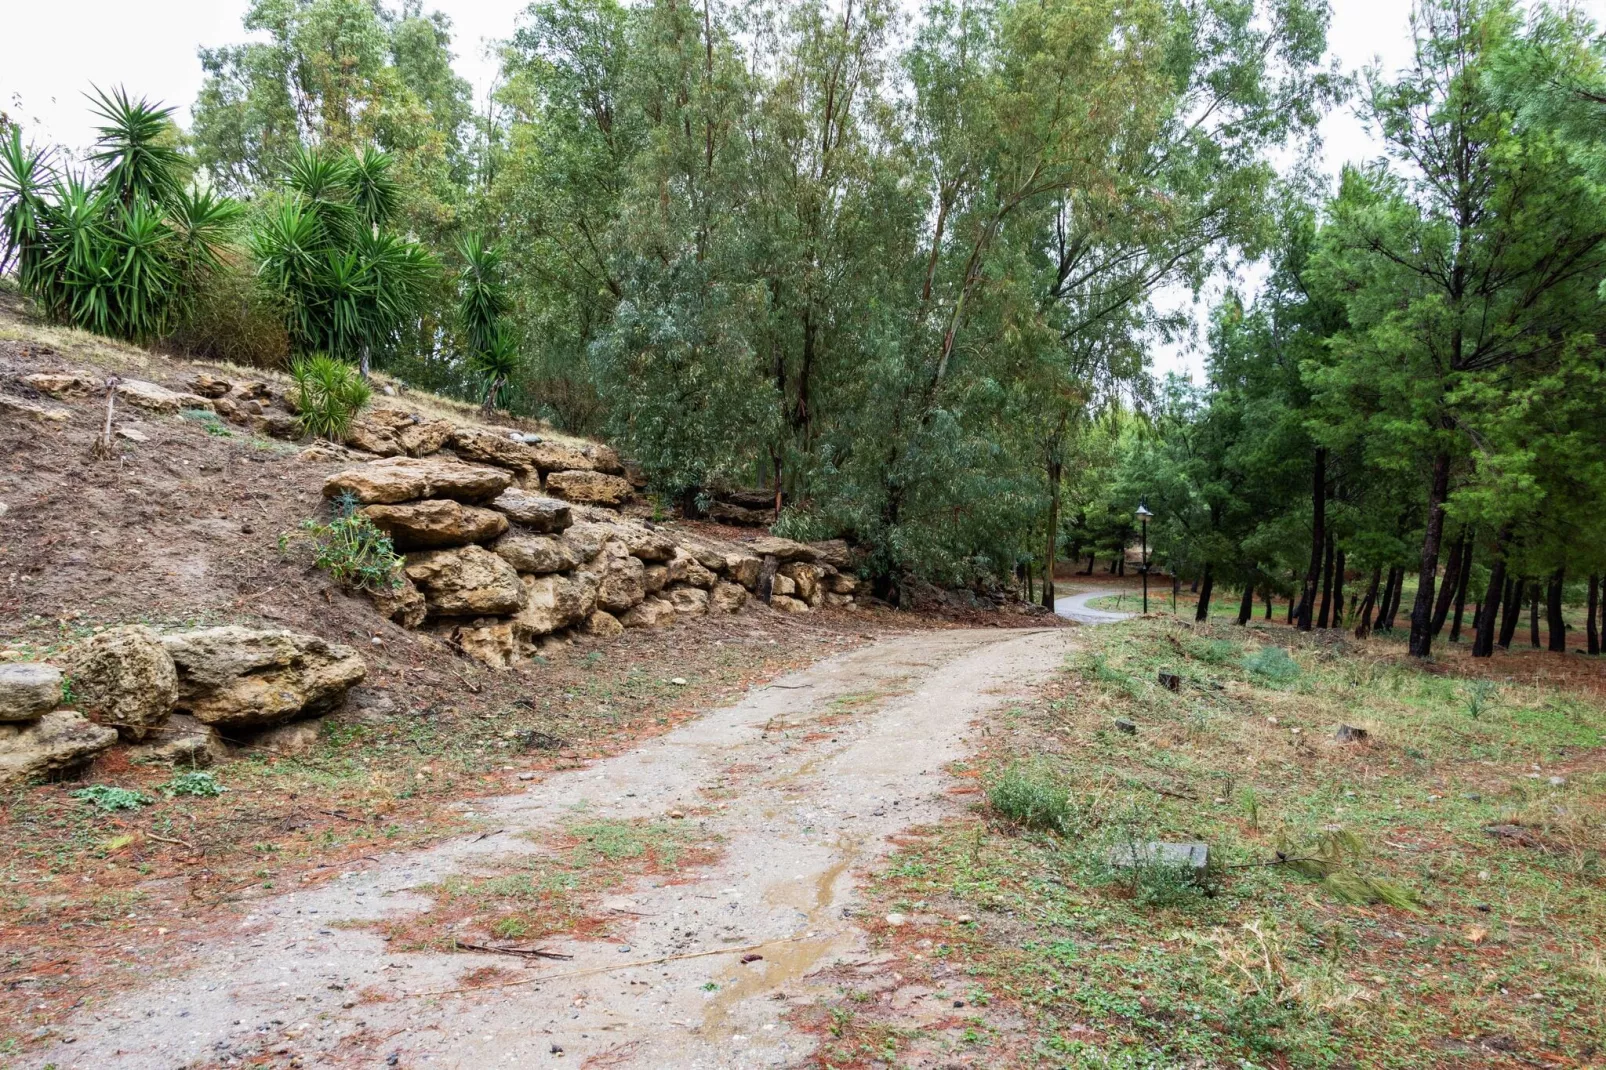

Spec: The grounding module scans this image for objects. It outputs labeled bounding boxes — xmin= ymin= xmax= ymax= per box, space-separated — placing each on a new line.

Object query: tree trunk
xmin=1316 ymin=534 xmax=1336 ymax=629
xmin=1084 ymin=554 xmax=1095 ymax=575
xmin=1194 ymin=564 xmax=1214 ymax=622
xmin=1473 ymin=544 xmax=1509 ymax=658
xmin=1237 ymin=580 xmax=1255 ymax=626
xmin=1263 ymin=586 xmax=1273 ymax=620
xmin=1354 ymin=566 xmax=1383 ymax=639
xmin=1431 ymin=531 xmax=1465 ymax=636
xmin=1408 ymin=452 xmax=1452 ymax=657
xmin=1332 ymin=550 xmax=1347 ymax=629
xmin=1375 ymin=568 xmax=1400 ymax=632
xmin=1450 ymin=538 xmax=1474 ymax=642
xmin=1589 ymin=575 xmax=1600 ymax=656
xmin=1298 ymin=447 xmax=1327 ymax=632
xmin=1024 ymin=563 xmax=1034 ymax=605
xmin=1497 ymin=575 xmax=1521 ymax=650
xmin=1547 ymin=568 xmax=1566 ymax=653
xmin=1529 ymin=582 xmax=1542 ymax=648
xmin=1041 ymin=460 xmax=1061 ymax=610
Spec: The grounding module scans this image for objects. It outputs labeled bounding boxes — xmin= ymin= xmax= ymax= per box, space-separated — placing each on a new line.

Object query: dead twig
xmin=145 ymin=830 xmax=195 ymax=850
xmin=452 ymin=939 xmax=573 ymax=961
xmin=313 ymin=855 xmax=381 ymax=871
xmin=89 ymin=376 xmax=120 ymax=459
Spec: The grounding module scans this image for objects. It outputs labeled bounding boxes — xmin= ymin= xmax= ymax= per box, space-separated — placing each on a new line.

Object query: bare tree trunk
xmin=1236 ymin=580 xmax=1254 ymax=626
xmin=1547 ymin=568 xmax=1567 ymax=653
xmin=1408 ymin=452 xmax=1452 ymax=657
xmin=1450 ymin=538 xmax=1474 ymax=642
xmin=1041 ymin=457 xmax=1061 ymax=610
xmin=1498 ymin=575 xmax=1521 ymax=650
xmin=1431 ymin=530 xmax=1465 ymax=636
xmin=1375 ymin=568 xmax=1400 ymax=632
xmin=1263 ymin=586 xmax=1273 ymax=620
xmin=1194 ymin=564 xmax=1215 ymax=623
xmin=1354 ymin=566 xmax=1382 ymax=640
xmin=1589 ymin=575 xmax=1600 ymax=657
xmin=1473 ymin=536 xmax=1510 ymax=657
xmin=1317 ymin=534 xmax=1336 ymax=629
xmin=1528 ymin=582 xmax=1541 ymax=648
xmin=1298 ymin=448 xmax=1326 ymax=632
xmin=1332 ymin=550 xmax=1347 ymax=629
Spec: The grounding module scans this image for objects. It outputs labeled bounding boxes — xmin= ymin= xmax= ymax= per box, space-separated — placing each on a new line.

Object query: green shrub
xmin=988 ymin=764 xmax=1072 ymax=834
xmin=71 ymin=785 xmax=152 ymax=812
xmin=291 ymin=353 xmax=370 ymax=440
xmin=284 ymin=492 xmax=403 ymax=593
xmin=163 ymin=770 xmax=224 ymax=798
xmin=1242 ymin=645 xmax=1301 ymax=683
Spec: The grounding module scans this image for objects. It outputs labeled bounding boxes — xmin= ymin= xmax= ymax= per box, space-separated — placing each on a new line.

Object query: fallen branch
xmin=412 ymin=934 xmax=821 ymax=998
xmin=453 ymin=939 xmax=572 ymax=961
xmin=145 ymin=830 xmax=195 ymax=850
xmin=313 ymin=855 xmax=381 ymax=871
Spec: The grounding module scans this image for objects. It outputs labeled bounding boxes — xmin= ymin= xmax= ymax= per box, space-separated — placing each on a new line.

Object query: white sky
xmin=5 ymin=0 xmax=1603 ymax=379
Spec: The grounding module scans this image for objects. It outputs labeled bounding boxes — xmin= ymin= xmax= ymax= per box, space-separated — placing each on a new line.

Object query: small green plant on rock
xmin=291 ymin=353 xmax=370 ymax=440
xmin=283 ymin=491 xmax=403 ymax=594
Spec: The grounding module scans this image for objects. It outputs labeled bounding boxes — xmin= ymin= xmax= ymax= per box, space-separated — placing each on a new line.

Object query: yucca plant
xmin=291 ymin=353 xmax=371 ymax=440
xmin=456 ymin=232 xmax=521 ymax=411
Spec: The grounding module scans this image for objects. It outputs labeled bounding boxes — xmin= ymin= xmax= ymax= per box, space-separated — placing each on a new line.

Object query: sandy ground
xmin=34 ymin=626 xmax=1076 ymax=1069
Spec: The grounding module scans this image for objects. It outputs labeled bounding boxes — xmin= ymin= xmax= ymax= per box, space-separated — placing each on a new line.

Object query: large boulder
xmin=596 ymin=552 xmax=647 ymax=613
xmin=683 ymin=560 xmax=717 ymax=590
xmin=360 ymin=500 xmax=508 ymax=550
xmin=115 ymin=379 xmax=214 ymax=414
xmin=827 ymin=572 xmax=860 ymax=595
xmin=324 ymin=457 xmax=512 ymax=505
xmin=405 ymin=545 xmax=526 ymax=617
xmin=546 ymin=470 xmax=632 ymax=507
xmin=0 ymin=664 xmax=62 ymax=723
xmin=494 ymin=533 xmax=583 ymax=575
xmin=560 ymin=521 xmax=615 ymax=561
xmin=186 ymin=372 xmax=233 ymax=398
xmin=770 ymin=595 xmax=811 ymax=614
xmin=781 ymin=562 xmax=827 ymax=606
xmin=643 ymin=565 xmax=669 ymax=594
xmin=515 ymin=572 xmax=599 ymax=638
xmin=487 ymin=489 xmax=572 ymax=533
xmin=619 ymin=525 xmax=676 ymax=562
xmin=24 ymin=371 xmax=98 ymax=398
xmin=725 ymin=554 xmax=763 ymax=590
xmin=62 ymin=625 xmax=178 ymax=741
xmin=588 ymin=444 xmax=624 ymax=475
xmin=667 ymin=586 xmax=709 ymax=617
xmin=530 ymin=441 xmax=594 ymax=473
xmin=710 ymin=581 xmax=748 ymax=614
xmin=126 ymin=713 xmax=229 ymax=767
xmin=161 ymin=627 xmax=368 ymax=730
xmin=450 ymin=427 xmax=541 ymax=483
xmin=371 ymin=573 xmax=428 ymax=628
xmin=747 ymin=536 xmax=818 ymax=562
xmin=345 ymin=409 xmax=411 ymax=457
xmin=583 ymin=610 xmax=625 ymax=638
xmin=620 ymin=598 xmax=676 ymax=629
xmin=808 ymin=540 xmax=853 ymax=569
xmin=0 ymin=711 xmax=118 ymax=787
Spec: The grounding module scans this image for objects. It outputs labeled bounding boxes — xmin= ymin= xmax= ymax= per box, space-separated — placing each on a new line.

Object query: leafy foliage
xmin=288 ymin=492 xmax=404 ymax=594
xmin=290 ymin=353 xmax=371 ymax=439
xmin=71 ymin=785 xmax=152 ymax=813
xmin=163 ymin=771 xmax=225 ymax=798
xmin=987 ymin=764 xmax=1073 ymax=834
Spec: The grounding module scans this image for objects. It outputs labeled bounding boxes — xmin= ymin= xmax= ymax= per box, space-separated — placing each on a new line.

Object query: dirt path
xmin=1054 ymin=586 xmax=1136 ymax=624
xmin=38 ymin=626 xmax=1074 ymax=1069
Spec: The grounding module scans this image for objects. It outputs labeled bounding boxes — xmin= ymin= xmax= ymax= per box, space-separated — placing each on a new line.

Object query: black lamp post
xmin=1135 ymin=499 xmax=1153 ymax=614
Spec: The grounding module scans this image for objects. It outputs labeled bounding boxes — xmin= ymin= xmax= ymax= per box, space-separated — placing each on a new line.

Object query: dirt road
xmin=1054 ymin=586 xmax=1137 ymax=624
xmin=38 ymin=626 xmax=1074 ymax=1069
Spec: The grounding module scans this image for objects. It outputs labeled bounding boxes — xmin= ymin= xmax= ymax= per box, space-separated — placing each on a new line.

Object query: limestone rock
xmin=248 ymin=411 xmax=300 ymax=438
xmin=620 ymin=598 xmax=676 ymax=629
xmin=683 ymin=560 xmax=717 ymax=589
xmin=515 ymin=572 xmax=598 ymax=638
xmin=115 ymin=379 xmax=213 ymax=414
xmin=0 ymin=663 xmax=62 ymax=723
xmin=782 ymin=562 xmax=826 ymax=606
xmin=405 ymin=545 xmax=525 ymax=617
xmin=344 ymin=408 xmax=412 ymax=457
xmin=643 ymin=564 xmax=668 ymax=594
xmin=161 ymin=627 xmax=367 ymax=729
xmin=0 ymin=394 xmax=70 ymax=422
xmin=397 ymin=419 xmax=455 ymax=457
xmin=596 ymin=553 xmax=647 ymax=613
xmin=725 ymin=554 xmax=762 ymax=589
xmin=588 ymin=444 xmax=624 ymax=474
xmin=452 ymin=618 xmax=520 ymax=669
xmin=488 ymin=490 xmax=572 ymax=533
xmin=560 ymin=521 xmax=614 ymax=561
xmin=229 ymin=380 xmax=273 ymax=402
xmin=0 ymin=711 xmax=118 ymax=787
xmin=808 ymin=539 xmax=853 ymax=569
xmin=620 ymin=525 xmax=676 ymax=562
xmin=250 ymin=720 xmax=323 ymax=756
xmin=583 ymin=610 xmax=625 ymax=638
xmin=450 ymin=426 xmax=541 ymax=481
xmin=370 ymin=573 xmax=428 ymax=628
xmin=24 ymin=371 xmax=97 ymax=398
xmin=360 ymin=500 xmax=508 ymax=550
xmin=63 ymin=625 xmax=177 ymax=741
xmin=826 ymin=572 xmax=860 ymax=595
xmin=126 ymin=713 xmax=228 ymax=767
xmin=324 ymin=457 xmax=513 ymax=505
xmin=666 ymin=549 xmax=691 ymax=585
xmin=494 ymin=532 xmax=582 ymax=575
xmin=824 ymin=593 xmax=857 ymax=608
xmin=186 ymin=372 xmax=233 ymax=398
xmin=546 ymin=470 xmax=632 ymax=507
xmin=771 ymin=573 xmax=797 ymax=598
xmin=747 ymin=536 xmax=817 ymax=562
xmin=770 ymin=595 xmax=810 ymax=614
xmin=530 ymin=440 xmax=594 ymax=473
xmin=667 ymin=586 xmax=709 ymax=617
xmin=711 ymin=581 xmax=748 ymax=614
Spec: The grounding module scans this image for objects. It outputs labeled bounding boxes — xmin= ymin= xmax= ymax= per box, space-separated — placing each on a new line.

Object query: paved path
xmin=1054 ymin=586 xmax=1139 ymax=624
xmin=40 ymin=627 xmax=1076 ymax=1070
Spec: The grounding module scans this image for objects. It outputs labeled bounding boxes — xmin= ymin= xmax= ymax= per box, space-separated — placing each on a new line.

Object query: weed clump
xmin=282 ymin=491 xmax=404 ymax=594
xmin=1242 ymin=645 xmax=1301 ymax=683
xmin=71 ymin=785 xmax=152 ymax=812
xmin=987 ymin=764 xmax=1072 ymax=834
xmin=163 ymin=770 xmax=224 ymax=798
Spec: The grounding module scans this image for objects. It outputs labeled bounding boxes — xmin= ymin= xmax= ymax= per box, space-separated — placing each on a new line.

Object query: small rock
xmin=1105 ymin=841 xmax=1210 ymax=876
xmin=1113 ymin=718 xmax=1137 ymax=734
xmin=671 ymin=677 xmax=688 ymax=686
xmin=668 ymin=809 xmax=685 ymax=819
xmin=1547 ymin=776 xmax=1566 ymax=787
xmin=884 ymin=913 xmax=907 ymax=927
xmin=1334 ymin=724 xmax=1368 ymax=743
xmin=0 ymin=663 xmax=63 ymax=723
xmin=1157 ymin=671 xmax=1181 ymax=691
xmin=517 ymin=772 xmax=536 ymax=782
xmin=116 ymin=426 xmax=149 ymax=443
